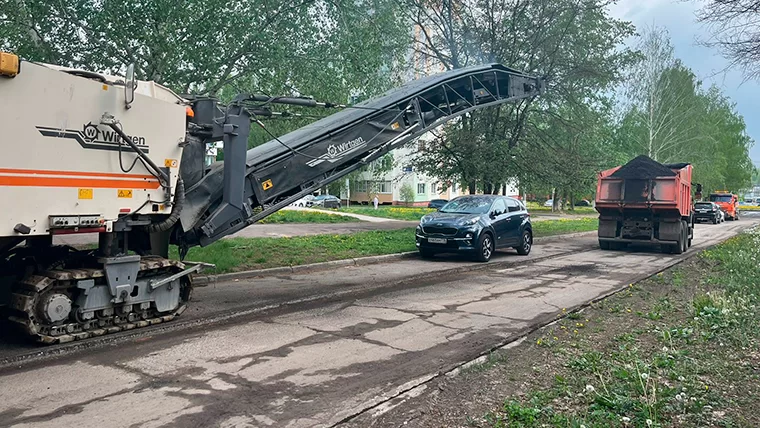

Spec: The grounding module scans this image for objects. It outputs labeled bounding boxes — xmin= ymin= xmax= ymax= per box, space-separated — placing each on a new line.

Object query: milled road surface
xmin=0 ymin=217 xmax=756 ymax=428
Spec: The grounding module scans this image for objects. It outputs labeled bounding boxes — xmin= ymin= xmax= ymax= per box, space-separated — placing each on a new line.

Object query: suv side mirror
xmin=124 ymin=63 xmax=136 ymax=109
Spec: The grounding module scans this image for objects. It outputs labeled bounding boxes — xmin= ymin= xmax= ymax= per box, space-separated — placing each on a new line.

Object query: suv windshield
xmin=439 ymin=197 xmax=493 ymax=214
xmin=709 ymin=195 xmax=733 ymax=203
xmin=695 ymin=203 xmax=713 ymax=209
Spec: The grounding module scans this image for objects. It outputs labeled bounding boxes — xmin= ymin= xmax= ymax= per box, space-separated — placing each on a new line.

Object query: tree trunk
xmin=561 ymin=190 xmax=568 ymax=211
xmin=468 ymin=181 xmax=477 ymax=194
xmin=551 ymin=187 xmax=557 ymax=213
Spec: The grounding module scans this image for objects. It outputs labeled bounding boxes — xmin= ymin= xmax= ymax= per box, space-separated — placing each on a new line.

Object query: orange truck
xmin=595 ymin=155 xmax=694 ymax=254
xmin=708 ymin=191 xmax=740 ymax=221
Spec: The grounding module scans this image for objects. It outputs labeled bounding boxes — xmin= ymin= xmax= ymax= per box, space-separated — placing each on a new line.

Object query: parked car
xmin=694 ymin=201 xmax=723 ymax=224
xmin=312 ymin=194 xmax=341 ymax=209
xmin=415 ymin=195 xmax=533 ymax=262
xmin=427 ymin=199 xmax=448 ymax=210
xmin=292 ymin=194 xmax=315 ymax=207
xmin=575 ymin=199 xmax=591 ymax=207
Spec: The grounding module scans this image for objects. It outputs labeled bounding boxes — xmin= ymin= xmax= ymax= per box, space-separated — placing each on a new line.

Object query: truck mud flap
xmin=598 ymin=219 xmax=617 ymax=238
xmin=658 ymin=221 xmax=681 ymax=241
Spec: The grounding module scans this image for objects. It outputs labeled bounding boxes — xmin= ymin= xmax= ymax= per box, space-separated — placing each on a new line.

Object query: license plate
xmin=698 ymin=210 xmax=707 ymax=213
xmin=428 ymin=237 xmax=447 ymax=244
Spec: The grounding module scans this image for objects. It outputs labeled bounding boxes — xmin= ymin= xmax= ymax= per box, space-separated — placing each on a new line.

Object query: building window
xmin=377 ymin=181 xmax=392 ymax=194
xmin=355 ymin=181 xmax=367 ymax=193
xmin=417 ymin=183 xmax=426 ymax=194
xmin=417 ymin=140 xmax=426 ymax=152
xmin=452 ymin=183 xmax=457 ymax=192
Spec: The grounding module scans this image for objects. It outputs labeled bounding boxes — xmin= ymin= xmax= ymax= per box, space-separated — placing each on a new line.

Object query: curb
xmin=192 ymin=230 xmax=598 ymax=286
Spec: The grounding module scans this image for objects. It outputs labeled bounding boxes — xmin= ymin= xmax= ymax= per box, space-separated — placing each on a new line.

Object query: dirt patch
xmin=343 ymin=232 xmax=760 ymax=428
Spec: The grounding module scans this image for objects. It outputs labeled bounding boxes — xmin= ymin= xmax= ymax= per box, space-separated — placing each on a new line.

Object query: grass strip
xmin=259 ymin=210 xmax=359 ymax=224
xmin=174 ymin=218 xmax=599 ymax=274
xmin=332 ymin=206 xmax=436 ymax=221
xmin=446 ymin=227 xmax=760 ymax=428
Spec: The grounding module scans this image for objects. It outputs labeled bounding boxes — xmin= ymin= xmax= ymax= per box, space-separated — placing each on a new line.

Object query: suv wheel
xmin=515 ymin=230 xmax=532 ymax=255
xmin=475 ymin=233 xmax=494 ymax=262
xmin=419 ymin=248 xmax=435 ymax=259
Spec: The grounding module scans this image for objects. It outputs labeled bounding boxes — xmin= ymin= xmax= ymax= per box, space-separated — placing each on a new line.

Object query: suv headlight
xmin=463 ymin=216 xmax=480 ymax=226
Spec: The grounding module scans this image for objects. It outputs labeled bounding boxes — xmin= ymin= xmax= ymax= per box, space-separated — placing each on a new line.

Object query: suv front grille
xmin=422 ymin=226 xmax=458 ymax=235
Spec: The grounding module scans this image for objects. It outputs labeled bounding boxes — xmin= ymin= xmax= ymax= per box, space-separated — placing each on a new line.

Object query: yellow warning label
xmin=391 ymin=122 xmax=400 ymax=130
xmin=164 ymin=159 xmax=178 ymax=168
xmin=78 ymin=188 xmax=93 ymax=199
xmin=117 ymin=189 xmax=133 ymax=198
xmin=262 ymin=179 xmax=273 ymax=191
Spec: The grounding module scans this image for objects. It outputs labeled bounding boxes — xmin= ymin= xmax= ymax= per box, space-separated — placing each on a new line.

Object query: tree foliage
xmin=1 ymin=0 xmax=411 ymax=148
xmin=406 ymin=0 xmax=637 ymax=201
xmin=614 ymin=27 xmax=754 ymax=194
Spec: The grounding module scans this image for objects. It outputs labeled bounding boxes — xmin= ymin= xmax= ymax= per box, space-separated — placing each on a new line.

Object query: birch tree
xmin=622 ymin=25 xmax=701 ymax=163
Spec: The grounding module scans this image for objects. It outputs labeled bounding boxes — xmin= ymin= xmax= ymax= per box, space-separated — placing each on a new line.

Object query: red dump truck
xmin=595 ymin=155 xmax=694 ymax=254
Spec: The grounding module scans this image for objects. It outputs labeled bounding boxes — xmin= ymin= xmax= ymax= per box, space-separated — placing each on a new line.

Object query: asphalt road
xmin=0 ymin=215 xmax=756 ymax=428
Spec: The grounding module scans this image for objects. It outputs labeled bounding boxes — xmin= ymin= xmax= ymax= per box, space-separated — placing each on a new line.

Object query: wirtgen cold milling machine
xmin=0 ymin=51 xmax=544 ymax=343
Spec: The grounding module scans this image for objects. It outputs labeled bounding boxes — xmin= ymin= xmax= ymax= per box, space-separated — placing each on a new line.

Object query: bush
xmin=400 ymin=183 xmax=415 ymax=206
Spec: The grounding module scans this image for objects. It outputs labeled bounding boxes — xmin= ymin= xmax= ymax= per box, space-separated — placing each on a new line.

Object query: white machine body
xmin=0 ymin=61 xmax=187 ymax=238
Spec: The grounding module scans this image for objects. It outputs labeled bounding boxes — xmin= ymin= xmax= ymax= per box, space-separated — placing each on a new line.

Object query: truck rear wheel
xmin=672 ymin=223 xmax=685 ymax=254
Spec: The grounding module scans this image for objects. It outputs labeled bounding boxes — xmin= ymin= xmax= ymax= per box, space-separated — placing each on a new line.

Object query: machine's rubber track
xmin=7 ymin=257 xmax=192 ymax=344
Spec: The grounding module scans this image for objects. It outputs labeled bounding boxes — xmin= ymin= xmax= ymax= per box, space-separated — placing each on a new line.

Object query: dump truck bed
xmin=595 ymin=164 xmax=693 ymax=217
xmin=594 ymin=156 xmax=694 ymax=254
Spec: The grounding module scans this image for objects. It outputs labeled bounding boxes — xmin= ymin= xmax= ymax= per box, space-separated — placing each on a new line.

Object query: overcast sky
xmin=607 ymin=0 xmax=760 ymax=167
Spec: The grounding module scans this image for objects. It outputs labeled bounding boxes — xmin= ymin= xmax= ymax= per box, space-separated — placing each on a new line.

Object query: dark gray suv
xmin=415 ymin=195 xmax=533 ymax=262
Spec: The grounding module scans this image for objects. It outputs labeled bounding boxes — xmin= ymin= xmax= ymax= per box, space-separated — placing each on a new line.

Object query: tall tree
xmin=1 ymin=0 xmax=410 ymax=98
xmin=1 ymin=0 xmax=412 ymax=149
xmin=620 ymin=25 xmax=703 ymax=163
xmin=405 ymin=0 xmax=636 ymax=195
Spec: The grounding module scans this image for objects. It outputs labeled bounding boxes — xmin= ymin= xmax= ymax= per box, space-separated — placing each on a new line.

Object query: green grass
xmin=332 ymin=206 xmax=436 ymax=221
xmin=258 ymin=210 xmax=359 ymax=224
xmin=477 ymin=226 xmax=760 ymax=427
xmin=531 ymin=217 xmax=598 ymax=236
xmin=173 ymin=228 xmax=417 ymax=274
xmin=175 ymin=218 xmax=598 ymax=274
xmin=525 ymin=202 xmax=597 ymax=215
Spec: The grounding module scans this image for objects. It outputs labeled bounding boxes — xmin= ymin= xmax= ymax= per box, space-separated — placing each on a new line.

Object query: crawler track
xmin=7 ymin=257 xmax=192 ymax=344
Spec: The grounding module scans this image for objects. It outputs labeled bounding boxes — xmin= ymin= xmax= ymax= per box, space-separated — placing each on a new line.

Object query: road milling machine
xmin=0 ymin=52 xmax=544 ymax=343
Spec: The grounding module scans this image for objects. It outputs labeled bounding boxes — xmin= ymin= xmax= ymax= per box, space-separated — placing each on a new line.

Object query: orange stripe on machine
xmin=0 ymin=169 xmax=160 ymax=189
